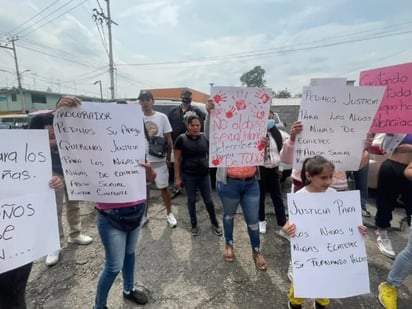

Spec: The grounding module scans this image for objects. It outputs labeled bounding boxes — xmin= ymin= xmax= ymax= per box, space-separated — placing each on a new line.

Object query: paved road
xmin=26 ymin=185 xmax=412 ymax=308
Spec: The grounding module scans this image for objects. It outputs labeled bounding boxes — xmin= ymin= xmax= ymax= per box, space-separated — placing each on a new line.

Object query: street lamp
xmin=94 ymin=80 xmax=103 ymax=102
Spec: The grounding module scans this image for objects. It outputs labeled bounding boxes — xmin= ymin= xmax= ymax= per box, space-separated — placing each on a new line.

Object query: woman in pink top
xmin=55 ymin=96 xmax=156 ymax=309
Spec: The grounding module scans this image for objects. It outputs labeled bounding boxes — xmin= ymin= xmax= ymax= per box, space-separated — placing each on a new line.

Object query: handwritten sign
xmin=0 ymin=130 xmax=59 ymax=273
xmin=54 ymin=102 xmax=147 ymax=203
xmin=294 ymin=85 xmax=385 ymax=170
xmin=209 ymin=86 xmax=271 ymax=167
xmin=360 ymin=62 xmax=412 ymax=133
xmin=287 ymin=190 xmax=369 ymax=298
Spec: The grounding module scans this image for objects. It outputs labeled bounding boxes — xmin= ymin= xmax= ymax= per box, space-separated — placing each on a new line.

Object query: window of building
xmin=11 ymin=93 xmax=17 ymax=101
xmin=31 ymin=93 xmax=47 ymax=104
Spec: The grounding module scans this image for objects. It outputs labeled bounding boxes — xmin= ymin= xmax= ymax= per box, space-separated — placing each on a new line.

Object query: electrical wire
xmin=5 ymin=0 xmax=62 ymax=35
xmin=18 ymin=0 xmax=89 ymax=38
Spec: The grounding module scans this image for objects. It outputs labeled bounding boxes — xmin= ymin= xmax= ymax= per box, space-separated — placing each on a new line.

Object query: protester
xmin=258 ymin=115 xmax=288 ymax=237
xmin=374 ymin=134 xmax=412 ymax=258
xmin=174 ymin=114 xmax=222 ymax=236
xmin=0 ymin=176 xmax=64 ymax=309
xmin=282 ymin=155 xmax=367 ymax=309
xmin=168 ymin=89 xmax=206 ymax=196
xmin=139 ymin=90 xmax=177 ymax=228
xmin=205 ymin=100 xmax=267 ymax=271
xmin=29 ymin=97 xmax=93 ymax=266
xmin=54 ymin=97 xmax=156 ymax=308
xmin=377 ymin=161 xmax=412 ymax=309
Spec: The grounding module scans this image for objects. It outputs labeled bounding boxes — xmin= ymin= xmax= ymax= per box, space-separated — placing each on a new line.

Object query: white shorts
xmin=150 ymin=161 xmax=169 ymax=189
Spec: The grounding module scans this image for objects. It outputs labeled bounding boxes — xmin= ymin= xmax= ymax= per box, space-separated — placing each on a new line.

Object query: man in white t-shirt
xmin=139 ymin=90 xmax=177 ymax=228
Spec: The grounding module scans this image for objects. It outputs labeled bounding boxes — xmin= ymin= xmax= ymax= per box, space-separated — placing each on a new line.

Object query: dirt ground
xmin=25 ymin=183 xmax=412 ymax=309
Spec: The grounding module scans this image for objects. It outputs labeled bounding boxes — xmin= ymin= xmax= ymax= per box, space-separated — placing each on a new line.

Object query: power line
xmin=16 ymin=43 xmax=104 ymax=68
xmin=18 ymin=0 xmax=89 ymax=38
xmin=117 ymin=25 xmax=412 ymax=68
xmin=5 ymin=0 xmax=63 ymax=35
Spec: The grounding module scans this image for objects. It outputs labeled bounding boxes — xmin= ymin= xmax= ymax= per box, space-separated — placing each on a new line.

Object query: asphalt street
xmin=25 ymin=182 xmax=412 ymax=309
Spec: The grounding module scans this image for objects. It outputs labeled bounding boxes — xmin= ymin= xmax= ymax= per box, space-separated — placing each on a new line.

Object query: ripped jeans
xmin=217 ymin=177 xmax=260 ymax=253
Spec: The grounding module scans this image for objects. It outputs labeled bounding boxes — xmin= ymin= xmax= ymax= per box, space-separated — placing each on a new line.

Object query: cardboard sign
xmin=0 ymin=130 xmax=59 ymax=273
xmin=360 ymin=62 xmax=412 ymax=133
xmin=209 ymin=86 xmax=272 ymax=167
xmin=294 ymin=85 xmax=385 ymax=170
xmin=54 ymin=102 xmax=147 ymax=203
xmin=288 ymin=190 xmax=370 ymax=298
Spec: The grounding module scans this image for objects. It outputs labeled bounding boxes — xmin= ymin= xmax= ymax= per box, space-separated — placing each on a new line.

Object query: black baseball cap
xmin=138 ymin=90 xmax=154 ymax=100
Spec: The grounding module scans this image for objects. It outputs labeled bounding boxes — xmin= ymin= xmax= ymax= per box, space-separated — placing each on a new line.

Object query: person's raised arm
xmin=280 ymin=121 xmax=303 ymax=164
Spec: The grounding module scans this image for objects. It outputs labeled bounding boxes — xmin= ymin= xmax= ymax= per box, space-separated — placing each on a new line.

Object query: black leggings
xmin=258 ymin=166 xmax=287 ymax=226
xmin=0 ymin=263 xmax=33 ymax=309
xmin=375 ymin=159 xmax=412 ymax=229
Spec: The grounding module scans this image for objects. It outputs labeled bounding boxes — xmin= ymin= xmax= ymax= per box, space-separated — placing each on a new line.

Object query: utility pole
xmin=93 ymin=0 xmax=117 ymax=99
xmin=0 ymin=36 xmax=25 ymax=113
xmin=94 ymin=80 xmax=103 ymax=102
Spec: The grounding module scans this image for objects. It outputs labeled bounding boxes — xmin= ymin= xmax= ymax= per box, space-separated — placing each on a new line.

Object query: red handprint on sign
xmin=232 ymin=89 xmax=248 ymax=111
xmin=211 ymin=156 xmax=223 ymax=166
xmin=256 ymin=140 xmax=265 ymax=151
xmin=213 ymin=91 xmax=227 ymax=105
xmin=225 ymin=106 xmax=236 ymax=119
xmin=254 ymin=89 xmax=271 ymax=104
xmin=251 ymin=105 xmax=265 ymax=120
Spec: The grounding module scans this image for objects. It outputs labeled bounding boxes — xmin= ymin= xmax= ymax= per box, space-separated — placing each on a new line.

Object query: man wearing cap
xmin=139 ymin=90 xmax=177 ymax=228
xmin=168 ymin=89 xmax=206 ymax=143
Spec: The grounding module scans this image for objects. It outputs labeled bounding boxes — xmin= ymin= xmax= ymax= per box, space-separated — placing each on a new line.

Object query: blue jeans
xmin=183 ymin=173 xmax=218 ymax=226
xmin=353 ymin=163 xmax=369 ymax=211
xmin=94 ymin=203 xmax=145 ymax=309
xmin=387 ymin=224 xmax=412 ymax=287
xmin=216 ymin=177 xmax=260 ymax=253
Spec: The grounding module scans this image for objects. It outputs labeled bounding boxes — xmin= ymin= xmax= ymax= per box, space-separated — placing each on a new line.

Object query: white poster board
xmin=293 ymin=85 xmax=385 ymax=170
xmin=54 ymin=102 xmax=147 ymax=203
xmin=0 ymin=130 xmax=59 ymax=274
xmin=287 ymin=190 xmax=370 ymax=298
xmin=310 ymin=78 xmax=347 ymax=87
xmin=209 ymin=86 xmax=272 ymax=167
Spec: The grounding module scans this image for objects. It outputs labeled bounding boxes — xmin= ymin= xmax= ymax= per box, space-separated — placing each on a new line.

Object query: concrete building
xmin=0 ymin=88 xmax=102 ymax=115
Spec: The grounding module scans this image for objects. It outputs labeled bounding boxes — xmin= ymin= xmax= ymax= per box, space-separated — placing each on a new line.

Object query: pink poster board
xmin=360 ymin=62 xmax=412 ymax=133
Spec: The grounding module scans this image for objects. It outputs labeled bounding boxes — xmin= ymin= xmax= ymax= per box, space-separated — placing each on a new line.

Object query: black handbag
xmin=143 ymin=122 xmax=168 ymax=158
xmin=99 ymin=205 xmax=145 ymax=232
xmin=148 ymin=136 xmax=167 ymax=158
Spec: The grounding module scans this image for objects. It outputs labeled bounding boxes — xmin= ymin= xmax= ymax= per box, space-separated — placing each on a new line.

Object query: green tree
xmin=240 ymin=66 xmax=266 ymax=87
xmin=275 ymin=89 xmax=291 ymax=98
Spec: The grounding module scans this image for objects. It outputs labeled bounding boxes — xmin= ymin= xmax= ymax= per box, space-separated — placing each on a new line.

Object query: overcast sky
xmin=0 ymin=0 xmax=411 ymax=99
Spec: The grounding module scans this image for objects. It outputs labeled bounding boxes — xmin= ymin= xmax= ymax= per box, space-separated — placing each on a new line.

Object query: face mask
xmin=267 ymin=119 xmax=275 ymax=129
xmin=182 ymin=97 xmax=192 ymax=104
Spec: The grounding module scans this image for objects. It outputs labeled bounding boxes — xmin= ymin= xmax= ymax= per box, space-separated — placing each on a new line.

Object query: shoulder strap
xmin=143 ymin=122 xmax=150 ymax=141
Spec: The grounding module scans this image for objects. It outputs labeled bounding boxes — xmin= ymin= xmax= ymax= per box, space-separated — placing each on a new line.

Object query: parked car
xmin=0 ymin=123 xmax=13 ymax=129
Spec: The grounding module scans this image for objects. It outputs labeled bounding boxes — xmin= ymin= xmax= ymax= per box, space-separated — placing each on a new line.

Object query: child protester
xmin=282 ymin=155 xmax=368 ymax=309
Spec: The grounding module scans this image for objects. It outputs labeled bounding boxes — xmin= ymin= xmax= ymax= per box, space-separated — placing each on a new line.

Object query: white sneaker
xmin=376 ymin=231 xmax=395 ymax=258
xmin=287 ymin=260 xmax=293 ymax=281
xmin=279 ymin=229 xmax=290 ymax=241
xmin=45 ymin=249 xmax=61 ymax=266
xmin=259 ymin=221 xmax=267 ymax=234
xmin=167 ymin=213 xmax=177 ymax=228
xmin=68 ymin=234 xmax=93 ymax=245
